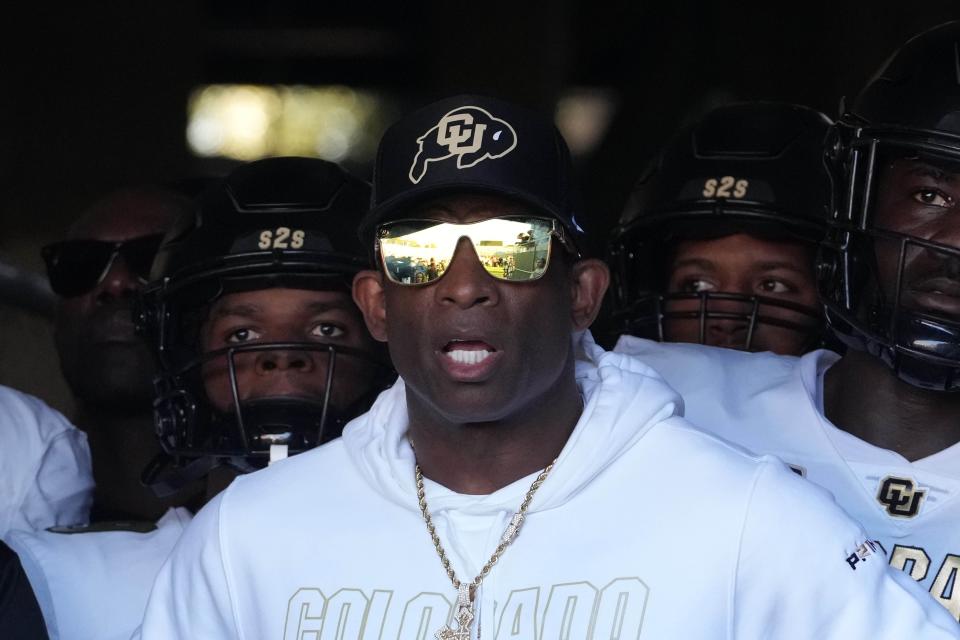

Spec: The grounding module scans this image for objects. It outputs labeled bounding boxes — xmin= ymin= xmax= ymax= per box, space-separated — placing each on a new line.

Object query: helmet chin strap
xmin=141 ymin=453 xmax=221 ymax=498
xmin=143 ymin=447 xmax=290 ymax=498
xmin=239 ymin=395 xmax=333 ymax=449
xmin=144 ymin=349 xmax=395 ymax=498
xmin=144 ymin=396 xmax=334 ymax=497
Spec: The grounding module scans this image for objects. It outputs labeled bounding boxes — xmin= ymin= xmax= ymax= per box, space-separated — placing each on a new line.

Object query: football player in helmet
xmin=820 ymin=29 xmax=960 ymax=395
xmin=609 ymin=102 xmax=833 ymax=355
xmin=139 ymin=157 xmax=392 ymax=494
xmin=4 ymin=157 xmax=392 ymax=640
xmin=616 ymin=22 xmax=960 ymax=619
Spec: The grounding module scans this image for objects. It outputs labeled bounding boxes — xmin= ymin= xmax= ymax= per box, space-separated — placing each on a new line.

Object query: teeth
xmin=446 ymin=349 xmax=493 ymax=365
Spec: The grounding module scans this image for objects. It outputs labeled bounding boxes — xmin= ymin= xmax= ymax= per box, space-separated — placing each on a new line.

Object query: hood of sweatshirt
xmin=342 ymin=331 xmax=683 ymax=516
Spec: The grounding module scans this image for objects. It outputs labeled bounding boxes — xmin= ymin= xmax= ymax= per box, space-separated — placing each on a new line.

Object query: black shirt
xmin=0 ymin=540 xmax=48 ymax=639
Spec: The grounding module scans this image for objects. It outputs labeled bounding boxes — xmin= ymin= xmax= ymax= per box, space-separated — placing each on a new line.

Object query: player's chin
xmin=248 ymin=382 xmax=327 ymax=402
xmin=905 ymin=290 xmax=960 ymax=318
xmin=420 ymin=377 xmax=519 ymax=424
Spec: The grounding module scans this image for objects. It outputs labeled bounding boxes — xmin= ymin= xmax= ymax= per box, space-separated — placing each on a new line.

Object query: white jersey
xmin=136 ymin=333 xmax=958 ymax=639
xmin=0 ymin=384 xmax=93 ymax=536
xmin=5 ymin=507 xmax=192 ymax=640
xmin=615 ymin=335 xmax=960 ymax=622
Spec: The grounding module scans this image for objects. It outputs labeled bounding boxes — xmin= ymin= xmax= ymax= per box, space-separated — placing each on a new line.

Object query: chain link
xmin=414 ymin=458 xmax=556 ymax=593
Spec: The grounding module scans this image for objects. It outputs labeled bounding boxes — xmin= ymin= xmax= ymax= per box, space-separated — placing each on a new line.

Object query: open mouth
xmin=442 ymin=340 xmax=497 ymax=365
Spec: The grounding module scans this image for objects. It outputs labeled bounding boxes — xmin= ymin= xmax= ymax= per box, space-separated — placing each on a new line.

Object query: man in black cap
xmin=138 ymin=95 xmax=959 ymax=639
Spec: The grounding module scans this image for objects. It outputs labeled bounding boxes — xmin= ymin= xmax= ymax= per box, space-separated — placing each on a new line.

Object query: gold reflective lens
xmin=378 ymin=217 xmax=557 ymax=285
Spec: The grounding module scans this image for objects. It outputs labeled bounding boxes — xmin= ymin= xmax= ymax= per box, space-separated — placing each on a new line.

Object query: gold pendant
xmin=436 ymin=584 xmax=474 ymax=640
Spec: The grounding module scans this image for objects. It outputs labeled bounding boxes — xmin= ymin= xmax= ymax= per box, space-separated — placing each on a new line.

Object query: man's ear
xmin=569 ymin=258 xmax=610 ymax=331
xmin=352 ymin=270 xmax=389 ymax=343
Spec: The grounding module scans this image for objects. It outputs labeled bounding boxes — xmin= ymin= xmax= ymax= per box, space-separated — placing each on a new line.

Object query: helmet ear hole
xmin=823 ymin=125 xmax=847 ymax=180
xmin=815 ymin=257 xmax=836 ymax=284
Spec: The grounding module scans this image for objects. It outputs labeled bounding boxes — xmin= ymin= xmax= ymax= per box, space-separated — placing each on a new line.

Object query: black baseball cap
xmin=360 ymin=94 xmax=587 ymax=253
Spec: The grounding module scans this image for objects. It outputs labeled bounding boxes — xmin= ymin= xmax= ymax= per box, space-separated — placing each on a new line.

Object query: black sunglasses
xmin=41 ymin=234 xmax=164 ymax=297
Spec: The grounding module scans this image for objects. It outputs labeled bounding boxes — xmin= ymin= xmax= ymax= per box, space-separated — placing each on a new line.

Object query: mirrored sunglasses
xmin=41 ymin=234 xmax=164 ymax=297
xmin=377 ymin=216 xmax=576 ymax=286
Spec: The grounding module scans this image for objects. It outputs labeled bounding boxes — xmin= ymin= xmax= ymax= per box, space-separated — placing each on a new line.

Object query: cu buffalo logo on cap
xmin=408 ymin=106 xmax=518 ymax=184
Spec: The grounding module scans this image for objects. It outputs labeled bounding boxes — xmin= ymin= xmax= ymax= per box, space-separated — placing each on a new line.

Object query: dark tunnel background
xmin=0 ymin=0 xmax=956 ymax=414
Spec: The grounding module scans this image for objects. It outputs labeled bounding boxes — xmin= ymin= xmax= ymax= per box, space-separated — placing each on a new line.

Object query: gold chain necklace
xmin=413 ymin=453 xmax=555 ymax=640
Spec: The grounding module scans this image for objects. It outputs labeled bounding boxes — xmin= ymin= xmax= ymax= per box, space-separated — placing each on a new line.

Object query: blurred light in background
xmin=555 ymin=88 xmax=618 ymax=157
xmin=187 ymin=85 xmax=396 ymax=164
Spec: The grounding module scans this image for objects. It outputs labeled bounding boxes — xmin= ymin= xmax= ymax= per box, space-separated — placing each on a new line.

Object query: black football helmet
xmin=821 ymin=21 xmax=960 ymax=391
xmin=609 ymin=102 xmax=833 ymax=352
xmin=136 ymin=157 xmax=393 ymax=494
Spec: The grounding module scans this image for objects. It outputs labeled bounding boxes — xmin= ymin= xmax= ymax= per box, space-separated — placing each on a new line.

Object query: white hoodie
xmin=137 ymin=334 xmax=959 ymax=639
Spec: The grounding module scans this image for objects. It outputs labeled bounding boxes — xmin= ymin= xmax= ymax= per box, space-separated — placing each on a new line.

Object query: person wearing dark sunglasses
xmin=42 ymin=185 xmax=196 ymax=523
xmin=9 ymin=159 xmax=391 ymax=640
xmin=138 ymin=96 xmax=958 ymax=639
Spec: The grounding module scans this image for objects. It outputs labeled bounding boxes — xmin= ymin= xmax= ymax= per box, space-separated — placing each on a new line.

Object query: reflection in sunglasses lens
xmin=379 ymin=218 xmax=554 ymax=286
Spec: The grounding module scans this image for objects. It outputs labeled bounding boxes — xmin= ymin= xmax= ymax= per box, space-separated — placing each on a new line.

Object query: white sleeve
xmin=0 ymin=387 xmax=93 ymax=535
xmin=20 ymin=429 xmax=93 ymax=530
xmin=734 ymin=459 xmax=960 ymax=639
xmin=138 ymin=492 xmax=240 ymax=639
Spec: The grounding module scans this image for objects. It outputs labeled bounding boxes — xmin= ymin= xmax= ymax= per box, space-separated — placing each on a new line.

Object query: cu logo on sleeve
xmin=408 ymin=106 xmax=518 ymax=184
xmin=876 ymin=476 xmax=926 ymax=518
